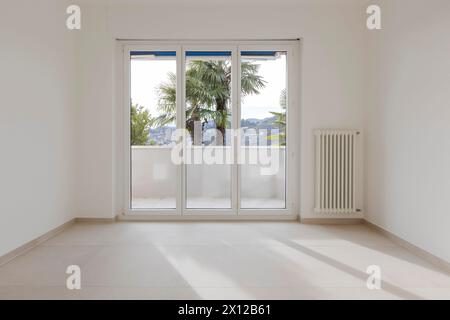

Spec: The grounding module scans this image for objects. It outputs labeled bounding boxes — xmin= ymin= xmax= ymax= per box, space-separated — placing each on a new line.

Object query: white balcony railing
xmin=131 ymin=146 xmax=286 ymax=209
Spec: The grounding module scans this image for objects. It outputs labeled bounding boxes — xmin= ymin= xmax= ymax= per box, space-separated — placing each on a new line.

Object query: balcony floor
xmin=132 ymin=197 xmax=285 ymax=209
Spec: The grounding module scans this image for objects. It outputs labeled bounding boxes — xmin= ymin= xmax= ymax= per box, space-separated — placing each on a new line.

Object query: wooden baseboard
xmin=300 ymin=218 xmax=364 ymax=225
xmin=364 ymin=220 xmax=450 ymax=274
xmin=0 ymin=218 xmax=76 ymax=267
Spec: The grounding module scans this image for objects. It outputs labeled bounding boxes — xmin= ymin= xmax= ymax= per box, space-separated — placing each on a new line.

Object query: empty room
xmin=0 ymin=0 xmax=449 ymax=304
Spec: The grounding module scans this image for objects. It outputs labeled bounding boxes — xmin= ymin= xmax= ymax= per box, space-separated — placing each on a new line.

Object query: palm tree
xmin=267 ymin=88 xmax=286 ymax=146
xmin=154 ymin=60 xmax=265 ymax=145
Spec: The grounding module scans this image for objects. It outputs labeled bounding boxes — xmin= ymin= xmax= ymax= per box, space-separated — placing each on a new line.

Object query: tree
xmin=155 ymin=60 xmax=266 ymax=145
xmin=268 ymin=88 xmax=286 ymax=146
xmin=131 ymin=103 xmax=152 ymax=145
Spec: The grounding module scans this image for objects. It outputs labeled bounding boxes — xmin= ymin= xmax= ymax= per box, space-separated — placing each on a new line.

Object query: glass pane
xmin=130 ymin=51 xmax=177 ymax=209
xmin=185 ymin=51 xmax=232 ymax=209
xmin=240 ymin=51 xmax=287 ymax=209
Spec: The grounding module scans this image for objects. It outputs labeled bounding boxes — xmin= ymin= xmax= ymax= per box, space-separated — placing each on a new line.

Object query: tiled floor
xmin=0 ymin=221 xmax=449 ymax=299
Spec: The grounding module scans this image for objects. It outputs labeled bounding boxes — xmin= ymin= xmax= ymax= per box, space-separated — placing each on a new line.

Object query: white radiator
xmin=314 ymin=129 xmax=360 ymax=214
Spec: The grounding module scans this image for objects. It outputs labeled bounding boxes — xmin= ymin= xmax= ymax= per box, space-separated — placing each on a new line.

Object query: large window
xmin=130 ymin=51 xmax=177 ymax=209
xmin=184 ymin=51 xmax=233 ymax=209
xmin=124 ymin=42 xmax=298 ymax=217
xmin=240 ymin=51 xmax=287 ymax=209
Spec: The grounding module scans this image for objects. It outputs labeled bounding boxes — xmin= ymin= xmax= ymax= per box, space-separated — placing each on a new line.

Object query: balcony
xmin=131 ymin=146 xmax=286 ymax=209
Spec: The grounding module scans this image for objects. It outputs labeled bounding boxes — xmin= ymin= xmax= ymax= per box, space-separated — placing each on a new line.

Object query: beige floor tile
xmin=0 ymin=245 xmax=102 ymax=286
xmin=0 ymin=286 xmax=200 ymax=300
xmin=0 ymin=221 xmax=448 ymax=300
xmin=43 ymin=222 xmax=146 ymax=246
xmin=301 ymin=245 xmax=450 ymax=289
xmin=255 ymin=223 xmax=397 ymax=247
xmin=80 ymin=244 xmax=193 ymax=287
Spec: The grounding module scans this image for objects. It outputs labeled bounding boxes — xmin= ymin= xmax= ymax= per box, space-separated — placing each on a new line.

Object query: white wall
xmin=74 ymin=4 xmax=115 ymax=218
xmin=75 ymin=0 xmax=365 ymax=219
xmin=0 ymin=0 xmax=76 ymax=256
xmin=364 ymin=0 xmax=450 ymax=262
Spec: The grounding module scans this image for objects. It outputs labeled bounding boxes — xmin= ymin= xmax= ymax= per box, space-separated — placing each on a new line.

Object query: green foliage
xmin=131 ymin=103 xmax=152 ymax=145
xmin=267 ymin=89 xmax=287 ymax=146
xmin=279 ymin=88 xmax=286 ymax=109
xmin=155 ymin=60 xmax=266 ymax=145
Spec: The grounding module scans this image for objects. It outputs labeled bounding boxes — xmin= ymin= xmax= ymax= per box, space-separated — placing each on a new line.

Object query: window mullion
xmin=232 ymin=46 xmax=240 ymax=214
xmin=177 ymin=45 xmax=185 ymax=214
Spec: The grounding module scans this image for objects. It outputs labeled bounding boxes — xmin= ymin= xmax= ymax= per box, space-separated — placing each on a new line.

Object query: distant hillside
xmin=147 ymin=115 xmax=285 ymax=145
xmin=241 ymin=116 xmax=279 ymax=129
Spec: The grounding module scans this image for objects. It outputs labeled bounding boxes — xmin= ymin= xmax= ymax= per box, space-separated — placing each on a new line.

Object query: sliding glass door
xmin=124 ymin=41 xmax=298 ymax=217
xmin=129 ymin=50 xmax=178 ymax=210
xmin=184 ymin=50 xmax=233 ymax=210
xmin=239 ymin=51 xmax=287 ymax=209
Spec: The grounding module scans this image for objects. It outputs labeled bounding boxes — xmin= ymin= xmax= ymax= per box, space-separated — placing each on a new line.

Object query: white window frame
xmin=120 ymin=40 xmax=300 ymax=221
